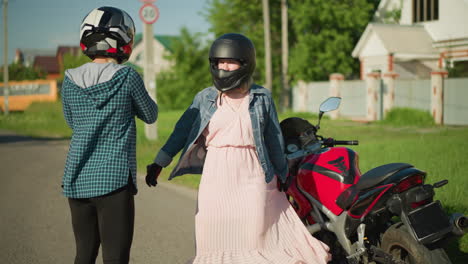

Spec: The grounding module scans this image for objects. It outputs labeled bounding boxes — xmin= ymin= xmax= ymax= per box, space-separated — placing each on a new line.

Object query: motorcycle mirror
xmin=316 ymin=112 xmax=324 ymax=130
xmin=317 ymin=97 xmax=341 ymax=129
xmin=319 ymin=97 xmax=342 ymax=113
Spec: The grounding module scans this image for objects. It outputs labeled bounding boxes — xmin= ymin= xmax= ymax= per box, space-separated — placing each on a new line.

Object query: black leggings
xmin=68 ymin=186 xmax=135 ymax=264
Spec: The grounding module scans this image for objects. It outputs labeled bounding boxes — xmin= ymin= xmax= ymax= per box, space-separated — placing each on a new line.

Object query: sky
xmin=0 ymin=0 xmax=211 ymax=63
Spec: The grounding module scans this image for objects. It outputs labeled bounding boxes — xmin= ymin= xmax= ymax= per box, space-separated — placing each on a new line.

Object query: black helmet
xmin=80 ymin=6 xmax=135 ymax=63
xmin=209 ymin=33 xmax=256 ymax=92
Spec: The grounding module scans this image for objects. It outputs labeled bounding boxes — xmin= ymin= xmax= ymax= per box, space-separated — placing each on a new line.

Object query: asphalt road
xmin=0 ymin=130 xmax=196 ymax=264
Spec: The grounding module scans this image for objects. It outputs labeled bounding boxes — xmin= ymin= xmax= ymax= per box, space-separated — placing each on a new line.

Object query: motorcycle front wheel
xmin=380 ymin=223 xmax=452 ymax=264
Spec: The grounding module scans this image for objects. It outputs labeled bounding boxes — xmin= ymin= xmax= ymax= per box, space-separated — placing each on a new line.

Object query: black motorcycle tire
xmin=380 ymin=223 xmax=452 ymax=264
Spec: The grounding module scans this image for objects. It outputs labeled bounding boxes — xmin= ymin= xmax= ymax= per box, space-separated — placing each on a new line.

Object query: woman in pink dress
xmin=146 ymin=33 xmax=330 ymax=263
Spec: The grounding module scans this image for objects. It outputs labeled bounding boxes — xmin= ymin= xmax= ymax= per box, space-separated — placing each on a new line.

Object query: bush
xmin=0 ymin=63 xmax=47 ymax=81
xmin=381 ymin=107 xmax=435 ymax=127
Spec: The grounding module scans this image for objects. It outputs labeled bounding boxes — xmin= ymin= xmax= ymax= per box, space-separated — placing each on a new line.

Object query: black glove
xmin=277 ymin=174 xmax=293 ymax=192
xmin=146 ymin=163 xmax=162 ymax=187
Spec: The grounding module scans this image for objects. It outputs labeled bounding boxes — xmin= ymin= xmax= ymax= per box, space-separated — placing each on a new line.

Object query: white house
xmin=127 ymin=34 xmax=178 ymax=73
xmin=352 ymin=0 xmax=468 ymax=79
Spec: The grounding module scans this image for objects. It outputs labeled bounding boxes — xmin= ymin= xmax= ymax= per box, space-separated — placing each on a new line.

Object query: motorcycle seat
xmin=356 ymin=163 xmax=413 ymax=190
xmin=336 ymin=163 xmax=413 ymax=210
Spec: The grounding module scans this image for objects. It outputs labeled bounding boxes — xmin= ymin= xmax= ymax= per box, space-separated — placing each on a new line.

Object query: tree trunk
xmin=262 ymin=0 xmax=272 ymax=91
xmin=280 ymin=0 xmax=290 ymax=112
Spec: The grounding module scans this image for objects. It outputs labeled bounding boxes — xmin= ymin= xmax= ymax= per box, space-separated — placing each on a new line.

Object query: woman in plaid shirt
xmin=61 ymin=7 xmax=157 ymax=264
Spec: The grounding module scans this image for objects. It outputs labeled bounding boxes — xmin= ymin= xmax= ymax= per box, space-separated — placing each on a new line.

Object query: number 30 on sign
xmin=139 ymin=3 xmax=159 ymax=24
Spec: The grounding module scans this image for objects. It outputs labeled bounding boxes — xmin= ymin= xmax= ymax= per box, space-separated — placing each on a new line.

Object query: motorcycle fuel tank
xmin=296 ymin=147 xmax=361 ymax=215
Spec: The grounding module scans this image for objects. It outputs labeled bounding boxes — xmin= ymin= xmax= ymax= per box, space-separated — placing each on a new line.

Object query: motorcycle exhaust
xmin=450 ymin=213 xmax=468 ymax=236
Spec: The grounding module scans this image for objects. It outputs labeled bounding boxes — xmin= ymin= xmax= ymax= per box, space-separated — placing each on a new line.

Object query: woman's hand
xmin=145 ymin=163 xmax=162 ymax=187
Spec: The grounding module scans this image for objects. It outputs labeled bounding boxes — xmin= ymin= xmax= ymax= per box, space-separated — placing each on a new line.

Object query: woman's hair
xmin=93 ymin=56 xmax=118 ymax=64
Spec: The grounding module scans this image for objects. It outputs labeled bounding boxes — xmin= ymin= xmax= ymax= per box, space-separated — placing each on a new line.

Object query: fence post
xmin=296 ymin=80 xmax=308 ymax=112
xmin=329 ymin=73 xmax=343 ymax=119
xmin=431 ymin=70 xmax=448 ymax=125
xmin=366 ymin=72 xmax=380 ymax=121
xmin=382 ymin=72 xmax=398 ymax=118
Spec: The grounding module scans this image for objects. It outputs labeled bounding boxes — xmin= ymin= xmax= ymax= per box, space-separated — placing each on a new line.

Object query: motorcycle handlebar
xmin=323 ymin=138 xmax=359 ymax=146
xmin=286 ymin=139 xmax=358 ymax=160
xmin=334 ymin=140 xmax=359 ymax=145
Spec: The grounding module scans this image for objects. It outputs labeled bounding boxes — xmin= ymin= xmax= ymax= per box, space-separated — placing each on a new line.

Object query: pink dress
xmin=190 ymin=93 xmax=330 ymax=264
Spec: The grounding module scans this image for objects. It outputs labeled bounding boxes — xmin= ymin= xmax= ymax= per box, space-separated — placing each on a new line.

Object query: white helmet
xmin=80 ymin=6 xmax=135 ymax=63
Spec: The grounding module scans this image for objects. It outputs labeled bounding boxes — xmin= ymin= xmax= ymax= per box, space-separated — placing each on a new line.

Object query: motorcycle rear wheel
xmin=380 ymin=223 xmax=451 ymax=264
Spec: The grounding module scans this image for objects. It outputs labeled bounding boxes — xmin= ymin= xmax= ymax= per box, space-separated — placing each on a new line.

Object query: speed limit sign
xmin=139 ymin=3 xmax=159 ymax=24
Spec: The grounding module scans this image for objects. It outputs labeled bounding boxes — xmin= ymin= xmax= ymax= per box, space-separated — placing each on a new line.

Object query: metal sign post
xmin=2 ymin=0 xmax=9 ymax=115
xmin=139 ymin=0 xmax=159 ymax=140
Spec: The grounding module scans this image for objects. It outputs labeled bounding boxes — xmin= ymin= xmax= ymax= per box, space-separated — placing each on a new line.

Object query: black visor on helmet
xmin=209 ymin=33 xmax=256 ymax=92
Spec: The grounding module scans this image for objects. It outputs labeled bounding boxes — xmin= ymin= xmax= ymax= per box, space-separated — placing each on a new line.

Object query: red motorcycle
xmin=280 ymin=97 xmax=466 ymax=264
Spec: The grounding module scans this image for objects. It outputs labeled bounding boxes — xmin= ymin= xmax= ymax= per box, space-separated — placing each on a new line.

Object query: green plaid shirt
xmin=61 ymin=65 xmax=157 ymax=198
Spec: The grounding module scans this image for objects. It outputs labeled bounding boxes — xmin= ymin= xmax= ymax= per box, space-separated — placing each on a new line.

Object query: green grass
xmin=1 ymin=101 xmax=467 ymax=261
xmin=379 ymin=107 xmax=435 ymax=127
xmin=0 ymin=102 xmax=72 ymax=138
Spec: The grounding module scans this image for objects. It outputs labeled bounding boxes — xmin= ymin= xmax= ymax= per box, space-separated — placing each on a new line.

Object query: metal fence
xmin=292 ymin=80 xmax=367 ymax=117
xmin=394 ymin=79 xmax=431 ymax=111
xmin=292 ymin=77 xmax=468 ymax=125
xmin=444 ymin=78 xmax=468 ymax=125
xmin=340 ymin=80 xmax=367 ymax=118
xmin=292 ymin=81 xmax=329 ymax=113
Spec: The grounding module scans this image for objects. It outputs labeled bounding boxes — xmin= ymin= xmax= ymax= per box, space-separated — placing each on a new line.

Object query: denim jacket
xmin=154 ymin=84 xmax=288 ymax=183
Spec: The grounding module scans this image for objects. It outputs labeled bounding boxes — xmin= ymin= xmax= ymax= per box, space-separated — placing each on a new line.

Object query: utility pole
xmin=139 ymin=0 xmax=159 ymax=140
xmin=2 ymin=0 xmax=9 ymax=115
xmin=262 ymin=0 xmax=272 ymax=91
xmin=280 ymin=0 xmax=290 ymax=112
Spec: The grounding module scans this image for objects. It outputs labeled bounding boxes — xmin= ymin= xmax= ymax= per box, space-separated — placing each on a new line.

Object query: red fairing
xmin=287 ymin=173 xmax=313 ymax=220
xmin=296 ymin=147 xmax=361 ymax=216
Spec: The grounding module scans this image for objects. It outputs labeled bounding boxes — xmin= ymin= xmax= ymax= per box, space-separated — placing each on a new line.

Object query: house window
xmin=413 ymin=0 xmax=439 ymax=23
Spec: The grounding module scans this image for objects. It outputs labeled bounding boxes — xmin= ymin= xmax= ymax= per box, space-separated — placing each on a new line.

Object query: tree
xmin=205 ymin=0 xmax=377 ymax=85
xmin=262 ymin=0 xmax=273 ymax=91
xmin=288 ymin=0 xmax=375 ymax=82
xmin=373 ymin=0 xmax=402 ymax=24
xmin=156 ymin=27 xmax=212 ymax=110
xmin=280 ymin=0 xmax=290 ymax=111
xmin=448 ymin=61 xmax=468 ymax=78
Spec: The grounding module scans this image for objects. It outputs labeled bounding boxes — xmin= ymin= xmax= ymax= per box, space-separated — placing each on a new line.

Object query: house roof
xmin=57 ymin=46 xmax=81 ymax=57
xmin=17 ymin=48 xmax=56 ymax=66
xmin=33 ymin=56 xmax=60 ymax=74
xmin=133 ymin=33 xmax=179 ymax=53
xmin=352 ymin=23 xmax=439 ymax=59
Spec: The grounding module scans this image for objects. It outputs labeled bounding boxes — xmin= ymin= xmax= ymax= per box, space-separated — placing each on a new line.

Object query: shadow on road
xmin=0 ymin=133 xmax=70 ymax=144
